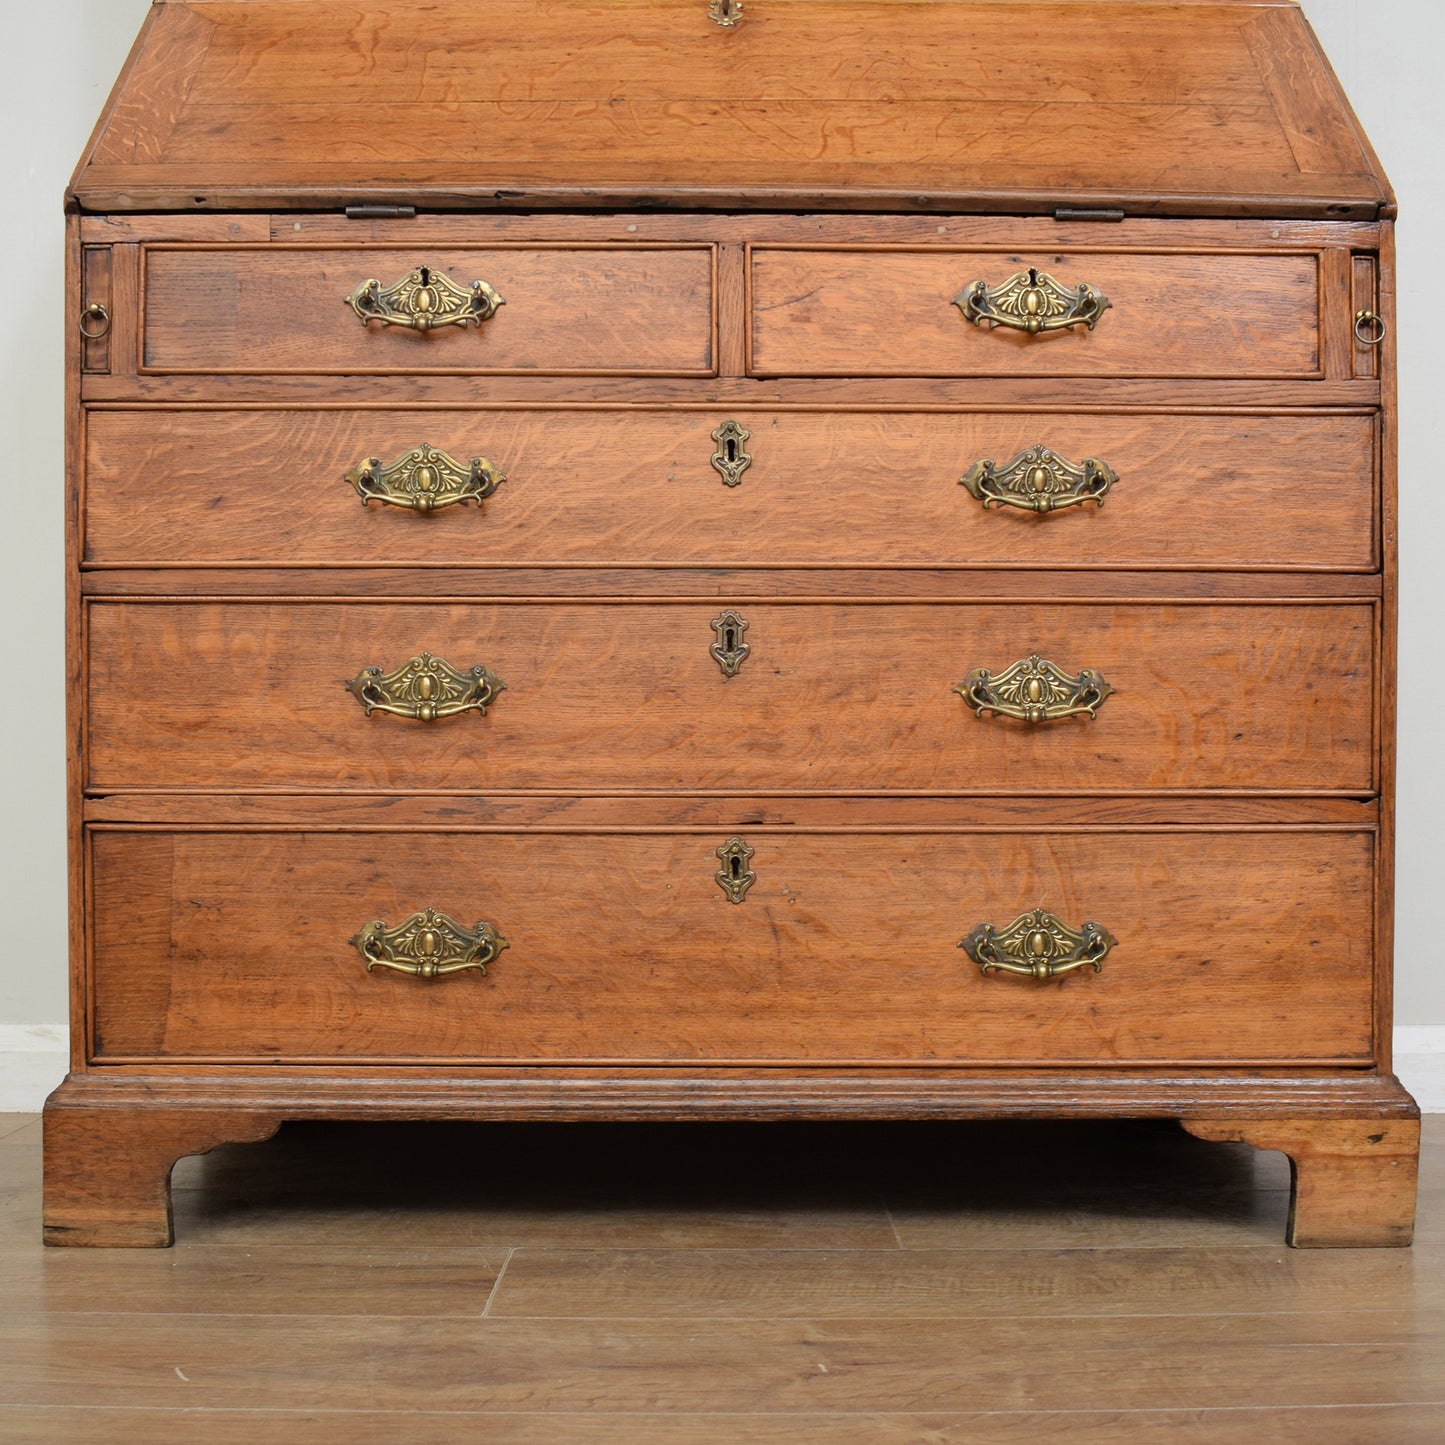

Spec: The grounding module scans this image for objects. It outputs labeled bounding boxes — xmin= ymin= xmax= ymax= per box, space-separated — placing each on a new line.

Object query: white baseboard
xmin=3 ymin=1024 xmax=1445 ymax=1113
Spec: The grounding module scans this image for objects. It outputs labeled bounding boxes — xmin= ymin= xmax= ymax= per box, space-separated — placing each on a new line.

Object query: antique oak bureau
xmin=48 ymin=0 xmax=1417 ymax=1246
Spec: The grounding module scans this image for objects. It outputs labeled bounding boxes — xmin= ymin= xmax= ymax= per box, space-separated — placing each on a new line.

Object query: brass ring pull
xmin=955 ymin=654 xmax=1113 ymax=723
xmin=78 ymin=302 xmax=111 ymax=339
xmin=346 ymin=445 xmax=505 ymax=511
xmin=1354 ymin=310 xmax=1387 ymax=346
xmin=345 ymin=266 xmax=504 ymax=331
xmin=347 ymin=652 xmax=505 ymax=721
xmin=352 ymin=908 xmax=508 ymax=979
xmin=960 ymin=907 xmax=1116 ymax=980
xmin=955 ymin=268 xmax=1110 ymax=334
xmin=961 ymin=446 xmax=1117 ymax=513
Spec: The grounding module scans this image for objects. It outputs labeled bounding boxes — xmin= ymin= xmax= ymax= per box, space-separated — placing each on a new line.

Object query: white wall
xmin=1 ymin=0 xmax=1441 ymax=1030
xmin=1 ymin=0 xmax=153 ymax=1023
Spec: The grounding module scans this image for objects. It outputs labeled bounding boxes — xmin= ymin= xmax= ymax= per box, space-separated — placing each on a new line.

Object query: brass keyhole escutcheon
xmin=709 ymin=0 xmax=743 ymax=27
xmin=710 ymin=419 xmax=752 ymax=487
xmin=710 ymin=609 xmax=751 ymax=677
xmin=715 ymin=837 xmax=756 ymax=903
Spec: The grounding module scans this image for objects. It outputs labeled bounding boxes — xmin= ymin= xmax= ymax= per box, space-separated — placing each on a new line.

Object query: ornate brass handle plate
xmin=960 ymin=907 xmax=1115 ymax=980
xmin=346 ymin=445 xmax=505 ymax=512
xmin=710 ymin=419 xmax=752 ymax=487
xmin=352 ymin=908 xmax=508 ymax=979
xmin=347 ymin=652 xmax=505 ymax=721
xmin=345 ymin=266 xmax=504 ymax=331
xmin=961 ymin=446 xmax=1116 ymax=513
xmin=956 ymin=654 xmax=1113 ymax=723
xmin=955 ymin=268 xmax=1110 ymax=334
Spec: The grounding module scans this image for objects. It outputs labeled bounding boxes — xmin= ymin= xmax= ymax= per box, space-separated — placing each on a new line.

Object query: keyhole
xmin=419 ymin=267 xmax=431 ymax=285
xmin=726 ymin=437 xmax=737 ymax=463
xmin=730 ymin=855 xmax=742 ymax=879
xmin=724 ymin=627 xmax=736 ymax=652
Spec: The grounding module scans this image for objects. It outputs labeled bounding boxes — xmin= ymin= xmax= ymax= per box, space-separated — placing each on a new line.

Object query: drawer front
xmin=88 ymin=828 xmax=1375 ymax=1066
xmin=86 ymin=601 xmax=1374 ymax=794
xmin=140 ymin=246 xmax=715 ymax=375
xmin=85 ymin=408 xmax=1377 ymax=571
xmin=750 ymin=249 xmax=1321 ymax=378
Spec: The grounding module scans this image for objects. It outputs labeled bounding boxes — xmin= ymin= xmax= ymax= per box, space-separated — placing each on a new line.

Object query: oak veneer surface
xmin=141 ymin=247 xmax=715 ymax=374
xmin=84 ymin=408 xmax=1378 ymax=571
xmin=749 ymin=249 xmax=1322 ymax=379
xmin=87 ymin=829 xmax=1374 ymax=1065
xmin=84 ymin=600 xmax=1376 ymax=793
xmin=70 ymin=1 xmax=1389 ymax=217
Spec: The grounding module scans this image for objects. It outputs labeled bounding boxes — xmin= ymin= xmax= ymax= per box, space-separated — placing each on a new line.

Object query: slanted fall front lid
xmin=71 ymin=0 xmax=1391 ymax=218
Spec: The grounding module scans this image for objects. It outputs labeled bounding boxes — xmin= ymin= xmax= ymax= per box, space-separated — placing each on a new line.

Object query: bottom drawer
xmin=88 ymin=827 xmax=1375 ymax=1067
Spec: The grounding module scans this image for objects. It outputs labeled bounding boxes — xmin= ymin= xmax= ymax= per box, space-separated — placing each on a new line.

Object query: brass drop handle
xmin=346 ymin=445 xmax=505 ymax=512
xmin=352 ymin=908 xmax=508 ymax=979
xmin=954 ymin=268 xmax=1110 ymax=334
xmin=961 ymin=908 xmax=1115 ymax=980
xmin=345 ymin=266 xmax=504 ymax=331
xmin=956 ymin=654 xmax=1113 ymax=723
xmin=347 ymin=652 xmax=505 ymax=721
xmin=961 ymin=446 xmax=1116 ymax=513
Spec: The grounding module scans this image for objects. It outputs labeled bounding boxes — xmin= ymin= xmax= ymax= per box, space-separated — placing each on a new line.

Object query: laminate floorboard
xmin=1 ymin=1115 xmax=1441 ymax=1441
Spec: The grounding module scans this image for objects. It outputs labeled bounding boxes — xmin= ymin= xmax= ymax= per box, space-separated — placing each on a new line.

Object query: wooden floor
xmin=1 ymin=1113 xmax=1443 ymax=1443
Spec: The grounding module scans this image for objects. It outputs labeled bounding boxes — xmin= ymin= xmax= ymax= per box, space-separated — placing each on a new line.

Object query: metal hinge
xmin=1053 ymin=207 xmax=1126 ymax=223
xmin=345 ymin=204 xmax=417 ymax=220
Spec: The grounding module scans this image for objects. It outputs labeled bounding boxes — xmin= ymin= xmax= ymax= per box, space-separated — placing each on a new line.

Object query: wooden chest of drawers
xmin=48 ymin=0 xmax=1418 ymax=1247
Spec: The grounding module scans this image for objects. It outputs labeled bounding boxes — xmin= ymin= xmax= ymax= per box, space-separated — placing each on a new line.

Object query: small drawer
xmin=139 ymin=244 xmax=716 ymax=376
xmin=84 ymin=407 xmax=1377 ymax=571
xmin=85 ymin=600 xmax=1375 ymax=795
xmin=88 ymin=827 xmax=1375 ymax=1067
xmin=750 ymin=247 xmax=1322 ymax=378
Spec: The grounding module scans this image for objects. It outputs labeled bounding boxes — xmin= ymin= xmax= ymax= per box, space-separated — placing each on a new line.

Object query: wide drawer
xmin=87 ymin=827 xmax=1375 ymax=1066
xmin=139 ymin=245 xmax=715 ymax=375
xmin=84 ymin=408 xmax=1377 ymax=571
xmin=750 ymin=248 xmax=1322 ymax=378
xmin=85 ymin=601 xmax=1375 ymax=794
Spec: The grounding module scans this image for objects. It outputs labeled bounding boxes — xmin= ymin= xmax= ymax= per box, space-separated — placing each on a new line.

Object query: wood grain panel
xmin=87 ymin=828 xmax=1375 ymax=1065
xmin=70 ymin=1 xmax=1389 ymax=216
xmin=751 ymin=249 xmax=1321 ymax=378
xmin=83 ymin=408 xmax=1377 ymax=571
xmin=140 ymin=247 xmax=715 ymax=375
xmin=84 ymin=601 xmax=1376 ymax=794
